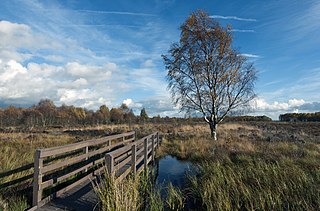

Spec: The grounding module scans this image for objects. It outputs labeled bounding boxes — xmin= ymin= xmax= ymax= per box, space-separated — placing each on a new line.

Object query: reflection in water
xmin=155 ymin=155 xmax=193 ymax=188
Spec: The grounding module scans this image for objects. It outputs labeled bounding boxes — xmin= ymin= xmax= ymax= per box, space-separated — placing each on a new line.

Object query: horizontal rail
xmin=32 ymin=131 xmax=136 ymax=209
xmin=0 ymin=173 xmax=33 ymax=189
xmin=40 ymin=131 xmax=135 ymax=158
xmin=0 ymin=162 xmax=34 ymax=191
xmin=105 ymin=132 xmax=160 ymax=182
xmin=0 ymin=163 xmax=33 ymax=179
xmin=40 ymin=139 xmax=127 ymax=174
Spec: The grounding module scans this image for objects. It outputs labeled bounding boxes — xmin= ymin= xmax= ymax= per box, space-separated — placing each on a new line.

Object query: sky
xmin=0 ymin=0 xmax=319 ymax=119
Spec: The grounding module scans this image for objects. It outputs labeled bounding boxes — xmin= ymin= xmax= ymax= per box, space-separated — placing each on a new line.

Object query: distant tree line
xmin=224 ymin=115 xmax=272 ymax=122
xmin=0 ymin=99 xmax=144 ymax=128
xmin=0 ymin=99 xmax=275 ymax=128
xmin=279 ymin=112 xmax=320 ymax=122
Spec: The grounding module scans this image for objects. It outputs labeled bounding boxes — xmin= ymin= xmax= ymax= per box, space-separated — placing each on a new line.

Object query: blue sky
xmin=0 ymin=0 xmax=319 ymax=119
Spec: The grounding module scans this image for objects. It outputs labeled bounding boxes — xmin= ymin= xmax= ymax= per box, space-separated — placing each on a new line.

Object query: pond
xmin=155 ymin=155 xmax=193 ymax=189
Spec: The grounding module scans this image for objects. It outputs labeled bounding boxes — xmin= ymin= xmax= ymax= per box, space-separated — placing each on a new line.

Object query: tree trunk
xmin=209 ymin=122 xmax=217 ymax=141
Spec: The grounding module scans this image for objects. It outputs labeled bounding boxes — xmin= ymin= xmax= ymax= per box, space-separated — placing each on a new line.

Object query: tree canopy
xmin=163 ymin=10 xmax=257 ymax=140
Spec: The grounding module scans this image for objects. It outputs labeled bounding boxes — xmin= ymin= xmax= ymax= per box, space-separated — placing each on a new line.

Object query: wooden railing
xmin=105 ymin=132 xmax=160 ymax=181
xmin=32 ymin=131 xmax=135 ymax=209
xmin=0 ymin=163 xmax=34 ymax=191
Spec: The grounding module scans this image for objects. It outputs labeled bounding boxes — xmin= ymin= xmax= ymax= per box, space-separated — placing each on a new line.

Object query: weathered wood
xmin=0 ymin=173 xmax=33 ymax=189
xmin=144 ymin=138 xmax=148 ymax=170
xmin=0 ymin=163 xmax=33 ymax=179
xmin=151 ymin=135 xmax=155 ymax=162
xmin=41 ymin=140 xmax=127 ymax=174
xmin=131 ymin=144 xmax=136 ymax=174
xmin=56 ymin=173 xmax=93 ymax=198
xmin=32 ymin=149 xmax=43 ymax=207
xmin=136 ymin=155 xmax=144 ymax=166
xmin=40 ymin=131 xmax=134 ymax=158
xmin=84 ymin=146 xmax=89 ymax=172
xmin=105 ymin=154 xmax=114 ymax=175
xmin=41 ymin=162 xmax=93 ymax=189
xmin=30 ymin=131 xmax=160 ymax=209
xmin=114 ymin=156 xmax=131 ymax=171
xmin=117 ymin=167 xmax=131 ymax=181
xmin=109 ymin=144 xmax=132 ymax=158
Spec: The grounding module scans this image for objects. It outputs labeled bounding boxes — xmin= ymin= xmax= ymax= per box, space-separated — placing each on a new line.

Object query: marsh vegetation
xmin=0 ymin=121 xmax=319 ymax=210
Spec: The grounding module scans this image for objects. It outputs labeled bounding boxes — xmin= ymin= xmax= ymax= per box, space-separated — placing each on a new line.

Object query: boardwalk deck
xmin=37 ymin=179 xmax=98 ymax=211
xmin=26 ymin=131 xmax=161 ymax=210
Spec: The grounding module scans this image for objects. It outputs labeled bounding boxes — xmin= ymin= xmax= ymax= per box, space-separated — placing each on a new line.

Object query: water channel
xmin=156 ymin=155 xmax=193 ymax=188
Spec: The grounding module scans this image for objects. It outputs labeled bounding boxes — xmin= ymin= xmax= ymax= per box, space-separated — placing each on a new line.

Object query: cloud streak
xmin=241 ymin=53 xmax=260 ymax=58
xmin=231 ymin=29 xmax=255 ymax=33
xmin=77 ymin=10 xmax=156 ymax=17
xmin=210 ymin=15 xmax=257 ymax=22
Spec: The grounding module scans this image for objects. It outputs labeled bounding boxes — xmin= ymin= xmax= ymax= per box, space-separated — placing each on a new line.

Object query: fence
xmin=105 ymin=132 xmax=160 ymax=181
xmin=31 ymin=131 xmax=135 ymax=209
xmin=0 ymin=163 xmax=34 ymax=191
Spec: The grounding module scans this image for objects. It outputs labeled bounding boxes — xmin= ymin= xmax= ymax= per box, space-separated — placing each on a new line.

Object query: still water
xmin=156 ymin=155 xmax=193 ymax=188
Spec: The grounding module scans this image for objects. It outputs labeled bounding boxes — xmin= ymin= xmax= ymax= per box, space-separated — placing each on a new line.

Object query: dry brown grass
xmin=157 ymin=122 xmax=320 ymax=210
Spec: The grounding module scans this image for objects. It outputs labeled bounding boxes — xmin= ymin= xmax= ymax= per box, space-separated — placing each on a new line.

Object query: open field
xmin=0 ymin=121 xmax=319 ymax=210
xmin=159 ymin=122 xmax=320 ymax=210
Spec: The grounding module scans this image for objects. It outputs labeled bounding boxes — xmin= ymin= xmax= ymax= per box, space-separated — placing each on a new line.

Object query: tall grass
xmin=160 ymin=122 xmax=320 ymax=210
xmin=94 ymin=168 xmax=186 ymax=211
xmin=189 ymin=159 xmax=319 ymax=210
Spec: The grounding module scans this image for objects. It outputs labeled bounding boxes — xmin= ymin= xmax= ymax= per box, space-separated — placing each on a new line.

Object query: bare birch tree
xmin=163 ymin=10 xmax=257 ymax=140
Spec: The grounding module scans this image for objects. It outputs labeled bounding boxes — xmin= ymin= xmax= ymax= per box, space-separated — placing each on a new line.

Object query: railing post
xmin=32 ymin=149 xmax=43 ymax=207
xmin=105 ymin=154 xmax=114 ymax=175
xmin=84 ymin=145 xmax=89 ymax=173
xmin=157 ymin=132 xmax=160 ymax=147
xmin=144 ymin=138 xmax=148 ymax=170
xmin=131 ymin=143 xmax=136 ymax=174
xmin=151 ymin=135 xmax=155 ymax=162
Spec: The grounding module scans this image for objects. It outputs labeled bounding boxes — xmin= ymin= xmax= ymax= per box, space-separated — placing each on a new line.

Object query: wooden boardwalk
xmin=18 ymin=131 xmax=161 ymax=211
xmin=37 ymin=179 xmax=98 ymax=211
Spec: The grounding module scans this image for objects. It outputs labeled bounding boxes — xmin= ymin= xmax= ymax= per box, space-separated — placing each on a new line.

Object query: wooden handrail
xmin=32 ymin=131 xmax=136 ymax=208
xmin=104 ymin=132 xmax=161 ymax=182
xmin=39 ymin=131 xmax=135 ymax=158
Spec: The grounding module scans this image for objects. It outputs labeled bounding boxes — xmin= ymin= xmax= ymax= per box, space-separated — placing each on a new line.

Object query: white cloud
xmin=142 ymin=59 xmax=155 ymax=68
xmin=231 ymin=29 xmax=255 ymax=33
xmin=122 ymin=98 xmax=143 ymax=109
xmin=77 ymin=10 xmax=156 ymax=17
xmin=65 ymin=62 xmax=113 ymax=82
xmin=210 ymin=15 xmax=257 ymax=22
xmin=241 ymin=53 xmax=260 ymax=58
xmin=252 ymin=98 xmax=305 ymax=112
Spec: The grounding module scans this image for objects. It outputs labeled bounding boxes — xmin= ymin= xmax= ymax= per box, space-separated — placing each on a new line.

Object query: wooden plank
xmin=152 ymin=135 xmax=155 ymax=162
xmin=117 ymin=167 xmax=131 ymax=181
xmin=131 ymin=144 xmax=136 ymax=174
xmin=41 ymin=162 xmax=93 ymax=189
xmin=0 ymin=163 xmax=33 ymax=179
xmin=32 ymin=150 xmax=43 ymax=207
xmin=41 ymin=140 xmax=125 ymax=174
xmin=0 ymin=173 xmax=33 ymax=189
xmin=56 ymin=174 xmax=93 ymax=198
xmin=144 ymin=138 xmax=148 ymax=170
xmin=123 ymin=137 xmax=135 ymax=143
xmin=40 ymin=131 xmax=135 ymax=158
xmin=109 ymin=144 xmax=132 ymax=157
xmin=114 ymin=156 xmax=131 ymax=171
xmin=105 ymin=154 xmax=114 ymax=174
xmin=31 ymin=131 xmax=159 ymax=209
xmin=114 ymin=150 xmax=131 ymax=163
xmin=136 ymin=155 xmax=144 ymax=166
xmin=136 ymin=147 xmax=144 ymax=157
xmin=136 ymin=165 xmax=144 ymax=175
